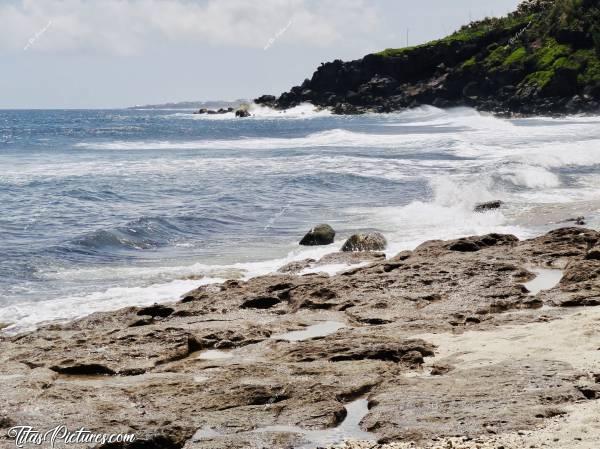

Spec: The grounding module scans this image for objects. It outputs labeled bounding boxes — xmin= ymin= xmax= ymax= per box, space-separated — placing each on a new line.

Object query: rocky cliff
xmin=256 ymin=0 xmax=600 ymax=115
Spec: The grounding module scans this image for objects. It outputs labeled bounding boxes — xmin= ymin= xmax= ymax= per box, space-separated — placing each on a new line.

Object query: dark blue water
xmin=1 ymin=105 xmax=599 ymax=331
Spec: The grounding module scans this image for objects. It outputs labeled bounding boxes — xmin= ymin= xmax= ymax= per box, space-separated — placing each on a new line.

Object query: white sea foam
xmin=0 ymin=242 xmax=359 ymax=334
xmin=0 ymin=278 xmax=221 ymax=334
xmin=500 ymin=165 xmax=561 ymax=189
xmin=164 ymin=102 xmax=331 ymax=121
xmin=73 ymin=128 xmax=442 ymax=151
xmin=346 ymin=175 xmax=529 ymax=255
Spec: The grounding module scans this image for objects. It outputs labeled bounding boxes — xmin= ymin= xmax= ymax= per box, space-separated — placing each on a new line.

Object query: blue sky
xmin=1 ymin=0 xmax=522 ymax=109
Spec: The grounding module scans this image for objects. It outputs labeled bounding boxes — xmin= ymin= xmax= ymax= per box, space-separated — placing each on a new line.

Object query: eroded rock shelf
xmin=1 ymin=227 xmax=600 ymax=449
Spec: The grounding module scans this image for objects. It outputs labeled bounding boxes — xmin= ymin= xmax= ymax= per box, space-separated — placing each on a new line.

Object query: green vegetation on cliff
xmin=376 ymin=12 xmax=533 ymax=59
xmin=376 ymin=0 xmax=600 ymax=100
xmin=259 ymin=0 xmax=600 ymax=115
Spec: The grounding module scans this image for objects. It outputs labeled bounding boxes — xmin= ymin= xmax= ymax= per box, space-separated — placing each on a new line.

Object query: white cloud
xmin=0 ymin=0 xmax=380 ymax=55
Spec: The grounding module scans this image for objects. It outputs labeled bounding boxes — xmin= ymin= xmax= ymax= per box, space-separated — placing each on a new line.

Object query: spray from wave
xmin=165 ymin=102 xmax=332 ymax=121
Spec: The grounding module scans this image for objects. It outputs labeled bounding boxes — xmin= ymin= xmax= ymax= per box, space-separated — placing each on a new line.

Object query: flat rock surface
xmin=1 ymin=227 xmax=600 ymax=448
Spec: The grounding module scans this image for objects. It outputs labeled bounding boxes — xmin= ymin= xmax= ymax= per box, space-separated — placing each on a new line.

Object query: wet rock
xmin=0 ymin=415 xmax=15 ymax=429
xmin=137 ymin=304 xmax=174 ymax=318
xmin=382 ymin=262 xmax=405 ymax=272
xmin=474 ymin=200 xmax=503 ymax=212
xmin=430 ymin=363 xmax=454 ymax=376
xmin=576 ymin=383 xmax=600 ymax=400
xmin=194 ymin=108 xmax=232 ymax=115
xmin=299 ymin=224 xmax=336 ymax=246
xmin=240 ymin=296 xmax=281 ymax=309
xmin=519 ymin=227 xmax=599 ymax=265
xmin=389 ymin=250 xmax=412 ymax=262
xmin=586 ymin=246 xmax=600 ymax=260
xmin=235 ymin=109 xmax=250 ymax=118
xmin=448 ymin=240 xmax=481 ymax=252
xmin=316 ymin=251 xmax=385 ymax=266
xmin=341 ymin=232 xmax=387 ymax=252
xmin=277 ymin=258 xmax=316 ymax=274
xmin=283 ymin=334 xmax=434 ymax=365
xmin=565 ymin=216 xmax=586 ymax=225
xmin=129 ymin=316 xmax=155 ymax=327
xmin=266 ymin=282 xmax=296 ymax=293
xmin=542 ymin=258 xmax=600 ymax=307
xmin=447 ymin=233 xmax=519 ymax=252
xmin=50 ymin=363 xmax=116 ymax=376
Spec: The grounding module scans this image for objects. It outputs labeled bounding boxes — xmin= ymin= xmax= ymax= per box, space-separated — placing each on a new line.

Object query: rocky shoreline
xmin=2 ymin=225 xmax=600 ymax=448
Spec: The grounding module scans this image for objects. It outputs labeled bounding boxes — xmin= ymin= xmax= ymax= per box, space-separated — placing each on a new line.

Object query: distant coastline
xmin=128 ymin=99 xmax=248 ymax=110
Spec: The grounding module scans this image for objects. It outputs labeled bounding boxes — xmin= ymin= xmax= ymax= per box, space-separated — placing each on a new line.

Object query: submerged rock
xmin=565 ymin=216 xmax=586 ymax=225
xmin=299 ymin=224 xmax=336 ymax=246
xmin=341 ymin=232 xmax=387 ymax=252
xmin=474 ymin=200 xmax=503 ymax=212
xmin=194 ymin=107 xmax=233 ymax=115
xmin=277 ymin=258 xmax=316 ymax=273
xmin=235 ymin=109 xmax=251 ymax=118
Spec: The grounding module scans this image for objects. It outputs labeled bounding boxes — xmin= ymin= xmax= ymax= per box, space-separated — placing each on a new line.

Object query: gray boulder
xmin=341 ymin=232 xmax=387 ymax=252
xmin=299 ymin=224 xmax=335 ymax=246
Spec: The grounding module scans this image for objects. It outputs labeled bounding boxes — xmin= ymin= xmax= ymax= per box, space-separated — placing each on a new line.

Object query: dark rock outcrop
xmin=299 ymin=224 xmax=336 ymax=246
xmin=235 ymin=109 xmax=250 ymax=118
xmin=240 ymin=296 xmax=281 ymax=309
xmin=446 ymin=233 xmax=519 ymax=252
xmin=137 ymin=304 xmax=175 ymax=318
xmin=587 ymin=246 xmax=600 ymax=260
xmin=474 ymin=200 xmax=504 ymax=212
xmin=194 ymin=107 xmax=234 ymax=115
xmin=564 ymin=215 xmax=586 ymax=225
xmin=255 ymin=0 xmax=600 ymax=116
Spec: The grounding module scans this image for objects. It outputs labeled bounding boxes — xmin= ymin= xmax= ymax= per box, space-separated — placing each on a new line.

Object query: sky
xmin=0 ymin=0 xmax=522 ymax=109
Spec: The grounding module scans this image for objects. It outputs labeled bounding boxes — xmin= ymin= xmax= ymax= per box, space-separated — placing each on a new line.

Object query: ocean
xmin=2 ymin=104 xmax=600 ymax=333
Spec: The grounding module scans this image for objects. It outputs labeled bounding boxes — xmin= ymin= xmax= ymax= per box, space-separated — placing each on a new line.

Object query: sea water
xmin=2 ymin=104 xmax=600 ymax=332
